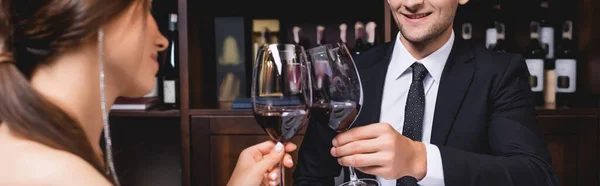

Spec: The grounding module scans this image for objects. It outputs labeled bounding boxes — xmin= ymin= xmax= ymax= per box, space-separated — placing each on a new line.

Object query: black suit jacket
xmin=293 ymin=36 xmax=560 ymax=186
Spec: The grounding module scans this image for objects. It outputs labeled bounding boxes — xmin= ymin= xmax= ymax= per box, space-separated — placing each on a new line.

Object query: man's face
xmin=388 ymin=0 xmax=468 ymax=43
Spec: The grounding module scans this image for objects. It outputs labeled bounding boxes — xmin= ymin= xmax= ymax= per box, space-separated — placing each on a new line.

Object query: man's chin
xmin=400 ymin=31 xmax=429 ymax=43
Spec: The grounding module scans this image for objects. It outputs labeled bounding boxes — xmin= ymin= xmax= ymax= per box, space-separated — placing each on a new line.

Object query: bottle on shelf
xmin=316 ymin=25 xmax=326 ymax=46
xmin=264 ymin=28 xmax=272 ymax=45
xmin=161 ymin=13 xmax=180 ymax=109
xmin=293 ymin=26 xmax=301 ymax=45
xmin=540 ymin=0 xmax=554 ymax=59
xmin=525 ymin=21 xmax=546 ymax=107
xmin=365 ymin=21 xmax=377 ymax=50
xmin=486 ymin=0 xmax=502 ymax=49
xmin=252 ymin=29 xmax=266 ymax=67
xmin=491 ymin=22 xmax=506 ymax=53
xmin=293 ymin=26 xmax=310 ymax=50
xmin=339 ymin=23 xmax=348 ymax=45
xmin=555 ymin=20 xmax=577 ymax=108
xmin=461 ymin=22 xmax=473 ymax=41
xmin=539 ymin=0 xmax=556 ymax=107
xmin=352 ymin=21 xmax=366 ymax=55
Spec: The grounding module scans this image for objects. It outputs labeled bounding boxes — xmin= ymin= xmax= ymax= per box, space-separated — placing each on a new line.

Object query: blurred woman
xmin=0 ymin=0 xmax=293 ymax=185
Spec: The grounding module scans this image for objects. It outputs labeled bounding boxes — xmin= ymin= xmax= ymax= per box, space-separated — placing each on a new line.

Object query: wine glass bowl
xmin=251 ymin=44 xmax=312 ymax=186
xmin=306 ymin=43 xmax=378 ymax=186
xmin=306 ymin=43 xmax=363 ymax=132
xmin=252 ymin=44 xmax=311 ymax=143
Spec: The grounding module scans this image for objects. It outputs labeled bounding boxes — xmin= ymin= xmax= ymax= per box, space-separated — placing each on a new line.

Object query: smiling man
xmin=293 ymin=0 xmax=559 ymax=185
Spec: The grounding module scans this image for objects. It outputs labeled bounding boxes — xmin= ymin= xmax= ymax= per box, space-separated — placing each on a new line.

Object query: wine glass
xmin=251 ymin=44 xmax=312 ymax=186
xmin=306 ymin=43 xmax=378 ymax=186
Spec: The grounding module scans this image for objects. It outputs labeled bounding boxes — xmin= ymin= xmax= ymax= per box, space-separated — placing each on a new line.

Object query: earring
xmin=98 ymin=28 xmax=120 ymax=186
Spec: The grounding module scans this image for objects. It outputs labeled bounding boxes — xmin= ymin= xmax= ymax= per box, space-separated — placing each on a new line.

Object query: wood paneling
xmin=536 ymin=114 xmax=599 ymax=186
xmin=178 ymin=0 xmax=191 ymax=185
xmin=191 ymin=115 xmax=306 ymax=186
xmin=190 ymin=117 xmax=210 ymax=186
xmin=210 ymin=136 xmax=304 ymax=186
xmin=106 ymin=117 xmax=182 ymax=186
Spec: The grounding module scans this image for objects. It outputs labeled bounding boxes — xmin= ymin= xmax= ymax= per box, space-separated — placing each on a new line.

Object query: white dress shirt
xmin=376 ymin=31 xmax=455 ymax=186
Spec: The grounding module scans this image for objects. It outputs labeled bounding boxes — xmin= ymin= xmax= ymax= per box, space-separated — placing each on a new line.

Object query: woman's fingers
xmin=283 ymin=153 xmax=294 ymax=168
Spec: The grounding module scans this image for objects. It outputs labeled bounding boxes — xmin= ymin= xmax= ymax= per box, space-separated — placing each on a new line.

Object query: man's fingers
xmin=332 ymin=123 xmax=391 ymax=147
xmin=337 ymin=153 xmax=386 ymax=168
xmin=356 ymin=166 xmax=390 ymax=179
xmin=331 ymin=138 xmax=380 ymax=157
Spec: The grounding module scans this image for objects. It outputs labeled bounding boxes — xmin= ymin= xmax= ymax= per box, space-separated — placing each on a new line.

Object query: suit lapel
xmin=431 ymin=38 xmax=475 ymax=145
xmin=353 ymin=41 xmax=395 ymax=128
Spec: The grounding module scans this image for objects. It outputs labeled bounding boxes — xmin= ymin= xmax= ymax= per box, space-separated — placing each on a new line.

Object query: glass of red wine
xmin=306 ymin=43 xmax=379 ymax=186
xmin=251 ymin=44 xmax=312 ymax=186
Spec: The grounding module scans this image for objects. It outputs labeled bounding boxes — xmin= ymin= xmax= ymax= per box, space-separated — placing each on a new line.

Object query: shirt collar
xmin=388 ymin=30 xmax=455 ymax=83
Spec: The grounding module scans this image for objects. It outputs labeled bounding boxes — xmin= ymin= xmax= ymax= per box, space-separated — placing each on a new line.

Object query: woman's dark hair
xmin=0 ymin=0 xmax=150 ymax=184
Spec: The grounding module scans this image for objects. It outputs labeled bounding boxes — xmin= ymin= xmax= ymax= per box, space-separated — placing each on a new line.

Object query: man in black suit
xmin=293 ymin=0 xmax=559 ymax=185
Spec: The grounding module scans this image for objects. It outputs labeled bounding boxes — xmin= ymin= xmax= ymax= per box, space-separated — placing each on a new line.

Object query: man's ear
xmin=459 ymin=0 xmax=470 ymax=5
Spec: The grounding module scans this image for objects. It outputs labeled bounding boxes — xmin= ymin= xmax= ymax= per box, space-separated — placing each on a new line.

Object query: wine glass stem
xmin=279 ymin=161 xmax=285 ymax=186
xmin=349 ymin=166 xmax=360 ymax=183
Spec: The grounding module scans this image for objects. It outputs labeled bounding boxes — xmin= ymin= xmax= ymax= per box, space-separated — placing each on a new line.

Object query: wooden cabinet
xmin=189 ymin=109 xmax=600 ymax=186
xmin=107 ymin=116 xmax=182 ymax=186
xmin=536 ymin=110 xmax=599 ymax=186
xmin=190 ymin=110 xmax=306 ymax=186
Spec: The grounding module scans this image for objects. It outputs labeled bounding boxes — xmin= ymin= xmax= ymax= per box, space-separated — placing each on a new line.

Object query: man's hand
xmin=330 ymin=123 xmax=428 ymax=180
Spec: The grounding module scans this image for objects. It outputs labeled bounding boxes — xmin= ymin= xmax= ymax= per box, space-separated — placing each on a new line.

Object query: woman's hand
xmin=227 ymin=141 xmax=297 ymax=186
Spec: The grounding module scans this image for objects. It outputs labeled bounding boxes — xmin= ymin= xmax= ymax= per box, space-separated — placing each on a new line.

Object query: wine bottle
xmin=491 ymin=22 xmax=506 ymax=53
xmin=555 ymin=20 xmax=576 ymax=108
xmin=525 ymin=21 xmax=546 ymax=107
xmin=339 ymin=23 xmax=348 ymax=44
xmin=293 ymin=26 xmax=301 ymax=45
xmin=252 ymin=29 xmax=266 ymax=66
xmin=486 ymin=0 xmax=501 ymax=49
xmin=540 ymin=1 xmax=554 ymax=59
xmin=352 ymin=22 xmax=366 ymax=55
xmin=162 ymin=13 xmax=180 ymax=109
xmin=462 ymin=22 xmax=472 ymax=41
xmin=292 ymin=26 xmax=310 ymax=50
xmin=540 ymin=0 xmax=556 ymax=106
xmin=365 ymin=21 xmax=377 ymax=49
xmin=316 ymin=25 xmax=326 ymax=46
xmin=264 ymin=28 xmax=272 ymax=45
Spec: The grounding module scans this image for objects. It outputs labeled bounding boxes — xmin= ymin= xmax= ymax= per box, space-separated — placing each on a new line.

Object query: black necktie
xmin=397 ymin=62 xmax=428 ymax=186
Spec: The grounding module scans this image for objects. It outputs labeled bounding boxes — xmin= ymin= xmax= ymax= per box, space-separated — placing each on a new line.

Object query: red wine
xmin=491 ymin=22 xmax=506 ymax=53
xmin=339 ymin=23 xmax=348 ymax=45
xmin=352 ymin=22 xmax=366 ymax=55
xmin=311 ymin=101 xmax=360 ymax=133
xmin=525 ymin=21 xmax=546 ymax=107
xmin=161 ymin=13 xmax=180 ymax=109
xmin=292 ymin=26 xmax=310 ymax=50
xmin=316 ymin=25 xmax=326 ymax=46
xmin=486 ymin=1 xmax=502 ymax=49
xmin=254 ymin=108 xmax=309 ymax=142
xmin=555 ymin=20 xmax=576 ymax=108
xmin=365 ymin=22 xmax=377 ymax=50
xmin=539 ymin=1 xmax=556 ymax=106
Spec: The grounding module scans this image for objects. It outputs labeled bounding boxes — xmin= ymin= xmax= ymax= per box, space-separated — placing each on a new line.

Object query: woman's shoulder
xmin=0 ymin=137 xmax=112 ymax=185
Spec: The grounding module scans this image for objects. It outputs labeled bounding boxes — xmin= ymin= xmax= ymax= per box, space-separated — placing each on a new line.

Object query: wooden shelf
xmin=110 ymin=108 xmax=181 ymax=117
xmin=189 ymin=109 xmax=252 ymax=116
